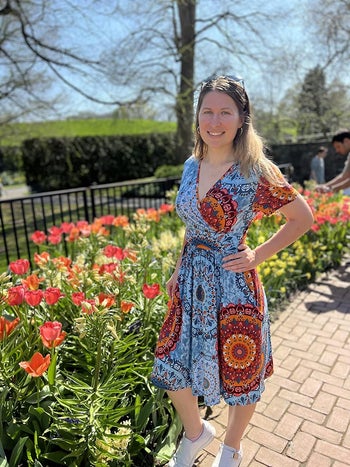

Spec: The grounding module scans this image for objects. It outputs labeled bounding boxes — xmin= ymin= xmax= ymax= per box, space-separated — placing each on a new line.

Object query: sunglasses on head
xmin=201 ymin=74 xmax=245 ymax=90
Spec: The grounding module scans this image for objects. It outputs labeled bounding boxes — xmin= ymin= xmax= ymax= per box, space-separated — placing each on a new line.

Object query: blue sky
xmin=6 ymin=0 xmax=344 ymax=121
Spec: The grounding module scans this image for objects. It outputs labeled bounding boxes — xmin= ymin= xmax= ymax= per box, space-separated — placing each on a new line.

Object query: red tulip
xmin=7 ymin=285 xmax=25 ymax=305
xmin=24 ymin=289 xmax=44 ymax=307
xmin=0 ymin=316 xmax=20 ymax=340
xmin=40 ymin=321 xmax=66 ymax=348
xmin=142 ymin=283 xmax=161 ymax=299
xmin=48 ymin=234 xmax=62 ymax=245
xmin=72 ymin=292 xmax=86 ymax=306
xmin=98 ymin=263 xmax=117 ymax=274
xmin=31 ymin=231 xmax=47 ymax=245
xmin=60 ymin=222 xmax=75 ymax=234
xmin=99 ymin=215 xmax=115 ymax=225
xmin=19 ymin=352 xmax=50 ymax=377
xmin=159 ymin=203 xmax=174 ymax=213
xmin=9 ymin=259 xmax=30 ymax=275
xmin=44 ymin=287 xmax=64 ymax=305
xmin=48 ymin=226 xmax=63 ymax=236
xmin=103 ymin=245 xmax=126 ymax=260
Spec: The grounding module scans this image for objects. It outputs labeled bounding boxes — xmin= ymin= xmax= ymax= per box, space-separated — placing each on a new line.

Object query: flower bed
xmin=0 ymin=189 xmax=349 ymax=466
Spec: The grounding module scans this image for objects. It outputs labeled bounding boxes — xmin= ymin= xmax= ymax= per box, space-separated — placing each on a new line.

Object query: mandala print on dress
xmin=253 ymin=180 xmax=297 ymax=216
xmin=199 ymin=187 xmax=238 ymax=232
xmin=155 ymin=286 xmax=183 ymax=359
xmin=219 ymin=303 xmax=266 ymax=396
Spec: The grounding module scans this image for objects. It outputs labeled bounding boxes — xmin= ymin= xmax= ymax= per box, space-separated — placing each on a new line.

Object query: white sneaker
xmin=168 ymin=419 xmax=216 ymax=467
xmin=212 ymin=443 xmax=243 ymax=467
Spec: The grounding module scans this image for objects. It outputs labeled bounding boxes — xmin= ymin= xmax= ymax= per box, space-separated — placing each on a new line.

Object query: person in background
xmin=151 ymin=75 xmax=314 ymax=467
xmin=310 ymin=146 xmax=327 ymax=184
xmin=316 ymin=131 xmax=350 ymax=193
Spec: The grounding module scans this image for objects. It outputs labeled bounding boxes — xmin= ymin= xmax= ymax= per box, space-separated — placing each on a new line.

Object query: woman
xmin=151 ymin=75 xmax=314 ymax=467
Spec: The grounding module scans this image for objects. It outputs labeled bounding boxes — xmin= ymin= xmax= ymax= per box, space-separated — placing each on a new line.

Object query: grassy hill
xmin=0 ymin=118 xmax=176 ymax=147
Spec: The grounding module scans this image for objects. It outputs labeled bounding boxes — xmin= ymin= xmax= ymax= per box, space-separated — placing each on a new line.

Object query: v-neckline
xmin=196 ymin=160 xmax=237 ymax=204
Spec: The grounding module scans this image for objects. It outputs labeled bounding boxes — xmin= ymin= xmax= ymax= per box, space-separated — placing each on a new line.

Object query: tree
xmin=296 ymin=66 xmax=330 ymax=137
xmin=1 ymin=0 xmax=298 ymax=161
xmin=307 ymin=0 xmax=350 ymax=69
xmin=0 ymin=0 xmax=132 ymax=126
xmin=102 ymin=0 xmax=290 ymax=161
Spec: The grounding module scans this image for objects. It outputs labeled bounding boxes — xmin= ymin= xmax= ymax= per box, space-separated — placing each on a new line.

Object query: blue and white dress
xmin=151 ymin=156 xmax=298 ymax=406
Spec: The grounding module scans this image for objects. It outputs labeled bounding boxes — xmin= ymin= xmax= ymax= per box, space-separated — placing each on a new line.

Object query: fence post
xmin=0 ymin=204 xmax=10 ymax=266
xmin=89 ymin=186 xmax=97 ymax=221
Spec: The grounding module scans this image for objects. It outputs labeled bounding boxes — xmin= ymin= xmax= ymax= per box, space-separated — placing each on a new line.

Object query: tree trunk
xmin=175 ymin=0 xmax=196 ymax=163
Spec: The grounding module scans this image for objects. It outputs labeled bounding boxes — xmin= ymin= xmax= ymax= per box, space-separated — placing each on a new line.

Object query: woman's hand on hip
xmin=222 ymin=244 xmax=258 ymax=273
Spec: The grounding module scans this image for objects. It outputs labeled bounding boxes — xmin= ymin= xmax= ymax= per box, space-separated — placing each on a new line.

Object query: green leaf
xmin=48 ymin=353 xmax=58 ymax=386
xmin=40 ymin=451 xmax=70 ymax=463
xmin=134 ymin=396 xmax=154 ymax=432
xmin=25 ymin=385 xmax=51 ymax=404
xmin=8 ymin=437 xmax=28 ymax=467
xmin=0 ymin=441 xmax=9 ymax=467
xmin=155 ymin=413 xmax=182 ymax=462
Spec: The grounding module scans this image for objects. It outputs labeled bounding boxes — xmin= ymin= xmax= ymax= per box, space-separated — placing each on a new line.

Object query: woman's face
xmin=198 ymin=91 xmax=243 ymax=153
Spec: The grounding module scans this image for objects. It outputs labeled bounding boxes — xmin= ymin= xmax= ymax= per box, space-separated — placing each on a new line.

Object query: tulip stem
xmin=36 ymin=378 xmax=41 ymax=407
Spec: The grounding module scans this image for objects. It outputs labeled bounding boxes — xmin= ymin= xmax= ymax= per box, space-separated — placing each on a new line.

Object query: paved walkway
xmin=196 ymin=259 xmax=350 ymax=467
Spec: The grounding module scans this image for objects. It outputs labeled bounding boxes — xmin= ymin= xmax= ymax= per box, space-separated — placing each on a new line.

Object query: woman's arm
xmin=222 ymin=195 xmax=314 ymax=273
xmin=317 ymin=171 xmax=350 ymax=192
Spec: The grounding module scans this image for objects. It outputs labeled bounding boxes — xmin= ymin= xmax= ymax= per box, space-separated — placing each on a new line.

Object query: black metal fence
xmin=0 ymin=163 xmax=294 ymax=268
xmin=0 ymin=177 xmax=180 ymax=267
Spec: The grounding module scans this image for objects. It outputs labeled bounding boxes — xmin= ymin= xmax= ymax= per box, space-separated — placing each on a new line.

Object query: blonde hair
xmin=194 ymin=76 xmax=283 ymax=185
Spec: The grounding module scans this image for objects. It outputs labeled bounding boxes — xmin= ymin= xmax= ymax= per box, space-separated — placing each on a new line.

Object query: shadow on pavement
xmin=305 ymin=259 xmax=350 ymax=314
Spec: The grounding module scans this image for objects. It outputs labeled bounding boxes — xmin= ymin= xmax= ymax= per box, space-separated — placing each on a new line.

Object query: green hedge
xmin=21 ymin=133 xmax=177 ymax=192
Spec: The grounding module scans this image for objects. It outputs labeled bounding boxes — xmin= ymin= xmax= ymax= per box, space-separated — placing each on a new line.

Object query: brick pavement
xmin=196 ymin=259 xmax=350 ymax=467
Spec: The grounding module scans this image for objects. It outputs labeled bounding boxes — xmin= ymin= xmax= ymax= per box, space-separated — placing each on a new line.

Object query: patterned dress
xmin=151 ymin=156 xmax=298 ymax=406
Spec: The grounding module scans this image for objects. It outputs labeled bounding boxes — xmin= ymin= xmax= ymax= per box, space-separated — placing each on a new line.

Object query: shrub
xmin=22 ymin=133 xmax=177 ymax=192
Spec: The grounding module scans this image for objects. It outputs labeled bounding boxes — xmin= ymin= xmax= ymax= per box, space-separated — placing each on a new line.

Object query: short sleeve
xmin=253 ymin=177 xmax=299 ymax=216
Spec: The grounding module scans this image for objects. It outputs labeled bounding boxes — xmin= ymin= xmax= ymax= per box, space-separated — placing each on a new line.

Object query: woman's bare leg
xmin=224 ymin=403 xmax=256 ymax=450
xmin=167 ymin=388 xmax=203 ymax=439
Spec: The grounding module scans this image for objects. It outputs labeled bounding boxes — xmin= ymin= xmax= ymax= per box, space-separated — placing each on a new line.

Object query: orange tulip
xmin=22 ymin=273 xmax=44 ymax=290
xmin=97 ymin=293 xmax=115 ymax=308
xmin=34 ymin=251 xmax=51 ymax=266
xmin=19 ymin=352 xmax=50 ymax=377
xmin=0 ymin=316 xmax=20 ymax=340
xmin=112 ymin=215 xmax=129 ymax=227
xmin=121 ymin=301 xmax=134 ymax=314
xmin=81 ymin=299 xmax=98 ymax=315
